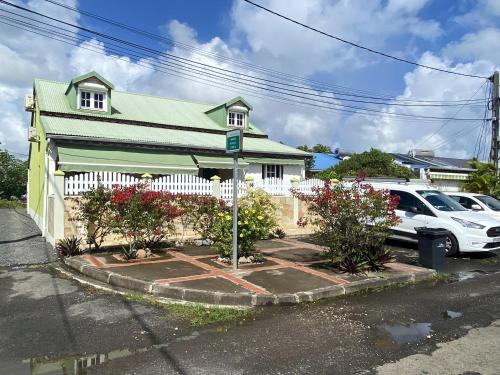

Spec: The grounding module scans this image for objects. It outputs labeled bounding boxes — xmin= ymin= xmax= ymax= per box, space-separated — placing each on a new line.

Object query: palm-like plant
xmin=462 ymin=161 xmax=500 ymax=198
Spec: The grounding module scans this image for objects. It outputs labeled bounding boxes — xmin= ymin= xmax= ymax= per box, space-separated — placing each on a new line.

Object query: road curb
xmin=64 ymin=258 xmax=436 ymax=306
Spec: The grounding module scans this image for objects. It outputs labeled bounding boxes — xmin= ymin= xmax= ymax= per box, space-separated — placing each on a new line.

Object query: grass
xmin=0 ymin=199 xmax=24 ymax=209
xmin=432 ymin=272 xmax=452 ymax=282
xmin=123 ymin=292 xmax=256 ymax=326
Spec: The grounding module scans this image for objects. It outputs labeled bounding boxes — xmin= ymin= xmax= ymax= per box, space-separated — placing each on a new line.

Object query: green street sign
xmin=226 ymin=129 xmax=242 ymax=153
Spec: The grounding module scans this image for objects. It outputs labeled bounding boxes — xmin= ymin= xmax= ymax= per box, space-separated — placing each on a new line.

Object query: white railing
xmin=221 ymin=179 xmax=247 ymax=200
xmin=255 ymin=177 xmax=292 ymax=196
xmin=151 ymin=175 xmax=212 ymax=195
xmin=64 ymin=172 xmax=325 ymax=197
xmin=295 ymin=178 xmax=324 ymax=195
xmin=65 ymin=172 xmax=140 ymax=195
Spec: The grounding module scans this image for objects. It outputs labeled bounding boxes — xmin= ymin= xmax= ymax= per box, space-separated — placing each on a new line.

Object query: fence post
xmin=290 ymin=176 xmax=300 ymax=225
xmin=211 ymin=175 xmax=221 ymax=199
xmin=141 ymin=173 xmax=152 ymax=189
xmin=244 ymin=175 xmax=254 ymax=190
xmin=53 ymin=170 xmax=65 ymax=242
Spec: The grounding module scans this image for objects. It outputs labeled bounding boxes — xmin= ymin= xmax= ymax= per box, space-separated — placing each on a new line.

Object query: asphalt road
xmin=0 ymin=208 xmax=56 ymax=266
xmin=1 ymin=209 xmax=500 ymax=374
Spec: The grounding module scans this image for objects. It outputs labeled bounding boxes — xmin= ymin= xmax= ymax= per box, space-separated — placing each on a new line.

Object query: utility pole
xmin=490 ymin=71 xmax=499 ymax=173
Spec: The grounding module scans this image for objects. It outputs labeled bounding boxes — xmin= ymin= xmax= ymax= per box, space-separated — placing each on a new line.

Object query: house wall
xmin=27 ymin=99 xmax=48 ymax=230
xmin=430 ymin=180 xmax=462 ymax=192
xmin=245 ymin=163 xmax=304 ymax=181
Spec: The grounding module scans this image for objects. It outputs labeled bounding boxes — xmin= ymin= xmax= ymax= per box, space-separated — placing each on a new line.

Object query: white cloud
xmin=0 ymin=0 xmax=497 ymax=162
xmin=231 ymin=0 xmax=442 ymax=75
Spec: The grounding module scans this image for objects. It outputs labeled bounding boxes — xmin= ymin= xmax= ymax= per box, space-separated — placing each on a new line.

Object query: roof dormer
xmin=65 ymin=71 xmax=114 ymax=115
xmin=205 ymin=96 xmax=252 ymax=129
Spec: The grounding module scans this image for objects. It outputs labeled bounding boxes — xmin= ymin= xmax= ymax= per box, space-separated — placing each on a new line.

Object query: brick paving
xmin=75 ymin=239 xmax=432 ymax=300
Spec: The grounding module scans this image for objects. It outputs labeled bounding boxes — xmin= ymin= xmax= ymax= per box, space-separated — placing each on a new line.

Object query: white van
xmin=445 ymin=192 xmax=500 ymax=219
xmin=368 ymin=182 xmax=500 ymax=256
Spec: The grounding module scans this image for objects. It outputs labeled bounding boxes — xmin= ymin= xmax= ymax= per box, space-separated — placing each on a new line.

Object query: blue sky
xmin=1 ymin=0 xmax=499 ymax=159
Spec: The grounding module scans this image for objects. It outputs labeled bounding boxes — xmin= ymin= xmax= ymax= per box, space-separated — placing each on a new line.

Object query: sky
xmin=1 ymin=0 xmax=499 ymax=160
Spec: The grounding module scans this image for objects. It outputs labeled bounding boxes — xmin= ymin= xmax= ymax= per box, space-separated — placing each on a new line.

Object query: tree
xmin=462 ymin=161 xmax=500 ymax=198
xmin=0 ymin=150 xmax=28 ymax=199
xmin=317 ymin=148 xmax=415 ymax=180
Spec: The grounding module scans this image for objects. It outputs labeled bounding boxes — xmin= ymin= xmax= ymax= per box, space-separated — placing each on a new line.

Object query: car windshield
xmin=475 ymin=195 xmax=500 ymax=211
xmin=417 ymin=190 xmax=466 ymax=212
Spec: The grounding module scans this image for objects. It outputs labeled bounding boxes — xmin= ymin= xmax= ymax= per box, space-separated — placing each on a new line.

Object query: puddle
xmin=380 ymin=322 xmax=432 ymax=345
xmin=443 ymin=310 xmax=463 ymax=319
xmin=455 ymin=270 xmax=488 ymax=282
xmin=16 ymin=329 xmax=207 ymax=374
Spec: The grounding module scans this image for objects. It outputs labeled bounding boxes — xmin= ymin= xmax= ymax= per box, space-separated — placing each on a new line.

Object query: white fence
xmin=64 ymin=172 xmax=324 ymax=197
xmin=221 ymin=179 xmax=247 ymax=200
xmin=151 ymin=175 xmax=213 ymax=196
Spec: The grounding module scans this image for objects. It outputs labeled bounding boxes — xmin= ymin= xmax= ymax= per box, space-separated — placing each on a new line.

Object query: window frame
xmin=262 ymin=164 xmax=284 ymax=179
xmin=77 ymin=88 xmax=107 ymax=112
xmin=227 ymin=110 xmax=245 ymax=128
xmin=390 ymin=189 xmax=434 ymax=216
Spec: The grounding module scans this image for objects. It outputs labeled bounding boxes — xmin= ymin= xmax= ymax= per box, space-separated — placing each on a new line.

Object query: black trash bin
xmin=414 ymin=227 xmax=450 ymax=270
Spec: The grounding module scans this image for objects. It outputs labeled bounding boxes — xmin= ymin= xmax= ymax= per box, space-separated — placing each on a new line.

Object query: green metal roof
xmin=69 ymin=71 xmax=114 ymax=89
xmin=244 ymin=157 xmax=305 ymax=166
xmin=42 ymin=116 xmax=309 ymax=157
xmin=193 ymin=154 xmax=249 ymax=169
xmin=35 ymin=79 xmax=265 ymax=135
xmin=57 ymin=144 xmax=198 ymax=174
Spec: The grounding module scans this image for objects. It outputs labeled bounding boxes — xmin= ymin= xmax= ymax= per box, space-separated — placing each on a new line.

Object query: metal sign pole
xmin=232 ymin=153 xmax=238 ymax=271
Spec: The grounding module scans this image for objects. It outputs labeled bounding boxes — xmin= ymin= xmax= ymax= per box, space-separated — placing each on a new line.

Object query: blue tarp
xmin=311 ymin=153 xmax=341 ymax=171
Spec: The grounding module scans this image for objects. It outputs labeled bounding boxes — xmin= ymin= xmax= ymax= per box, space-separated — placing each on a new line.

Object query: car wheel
xmin=445 ymin=234 xmax=459 ymax=257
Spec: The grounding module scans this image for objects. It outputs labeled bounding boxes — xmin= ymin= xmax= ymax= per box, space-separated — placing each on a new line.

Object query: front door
xmin=390 ymin=190 xmax=430 ymax=238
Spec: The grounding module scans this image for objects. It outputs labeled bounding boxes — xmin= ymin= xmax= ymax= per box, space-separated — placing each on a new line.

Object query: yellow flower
xmin=244 ymin=220 xmax=248 ymax=224
xmin=244 ymin=210 xmax=249 ymax=214
xmin=240 ymin=233 xmax=244 ymax=237
xmin=217 ymin=212 xmax=224 ymax=217
xmin=225 ymin=215 xmax=231 ymax=221
xmin=252 ymin=209 xmax=256 ymax=213
xmin=238 ymin=221 xmax=242 ymax=225
xmin=257 ymin=215 xmax=263 ymax=220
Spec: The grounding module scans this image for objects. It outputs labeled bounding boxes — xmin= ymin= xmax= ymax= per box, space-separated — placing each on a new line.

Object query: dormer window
xmin=228 ymin=111 xmax=245 ymax=128
xmin=78 ymin=89 xmax=106 ymax=111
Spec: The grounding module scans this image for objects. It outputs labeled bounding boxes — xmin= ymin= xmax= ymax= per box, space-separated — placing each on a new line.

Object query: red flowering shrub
xmin=293 ymin=180 xmax=400 ymax=273
xmin=176 ymin=195 xmax=228 ymax=240
xmin=110 ymin=184 xmax=183 ymax=251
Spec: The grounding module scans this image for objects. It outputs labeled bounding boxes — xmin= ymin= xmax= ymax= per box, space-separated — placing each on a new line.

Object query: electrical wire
xmin=0 ymin=7 xmax=491 ymax=122
xmin=242 ymin=0 xmax=489 ymax=79
xmin=42 ymin=0 xmax=490 ymax=103
xmin=414 ymin=80 xmax=489 ymax=149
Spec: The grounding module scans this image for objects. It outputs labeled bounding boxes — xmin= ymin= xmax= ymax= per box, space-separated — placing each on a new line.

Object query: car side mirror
xmin=409 ymin=206 xmax=420 ymax=214
xmin=471 ymin=204 xmax=482 ymax=211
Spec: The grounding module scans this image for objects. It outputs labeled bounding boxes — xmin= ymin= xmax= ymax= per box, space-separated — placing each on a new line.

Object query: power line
xmin=242 ymin=0 xmax=489 ymax=80
xmin=0 ymin=3 xmax=487 ymax=110
xmin=26 ymin=0 xmax=484 ymax=103
xmin=41 ymin=0 xmax=485 ymax=103
xmin=414 ymin=80 xmax=489 ymax=149
xmin=0 ymin=12 xmax=490 ymax=123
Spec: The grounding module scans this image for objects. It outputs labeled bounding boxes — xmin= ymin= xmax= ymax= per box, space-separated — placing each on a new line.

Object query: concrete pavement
xmin=2 ymin=210 xmax=500 ymax=374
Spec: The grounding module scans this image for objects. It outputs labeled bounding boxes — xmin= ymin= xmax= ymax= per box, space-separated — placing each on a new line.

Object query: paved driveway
xmin=0 ymin=208 xmax=56 ymax=266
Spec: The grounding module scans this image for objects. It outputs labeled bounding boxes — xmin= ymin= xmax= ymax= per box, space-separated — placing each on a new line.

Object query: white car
xmin=368 ymin=182 xmax=500 ymax=256
xmin=446 ymin=192 xmax=500 ymax=219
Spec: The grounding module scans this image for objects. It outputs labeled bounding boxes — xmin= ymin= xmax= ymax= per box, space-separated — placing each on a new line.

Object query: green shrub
xmin=110 ymin=184 xmax=183 ymax=250
xmin=294 ymin=180 xmax=400 ymax=274
xmin=57 ymin=236 xmax=82 ymax=257
xmin=177 ymin=195 xmax=228 ymax=240
xmin=72 ymin=184 xmax=113 ymax=251
xmin=211 ymin=189 xmax=277 ymax=258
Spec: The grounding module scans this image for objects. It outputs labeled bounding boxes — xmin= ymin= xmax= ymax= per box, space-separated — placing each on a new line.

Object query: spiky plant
xmin=57 ymin=236 xmax=82 ymax=257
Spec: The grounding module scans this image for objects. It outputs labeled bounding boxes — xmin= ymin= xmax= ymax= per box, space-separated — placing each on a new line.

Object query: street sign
xmin=226 ymin=129 xmax=242 ymax=153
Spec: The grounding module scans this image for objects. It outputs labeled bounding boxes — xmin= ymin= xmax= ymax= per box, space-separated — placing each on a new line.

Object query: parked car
xmin=446 ymin=192 xmax=500 ymax=219
xmin=367 ymin=182 xmax=500 ymax=256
